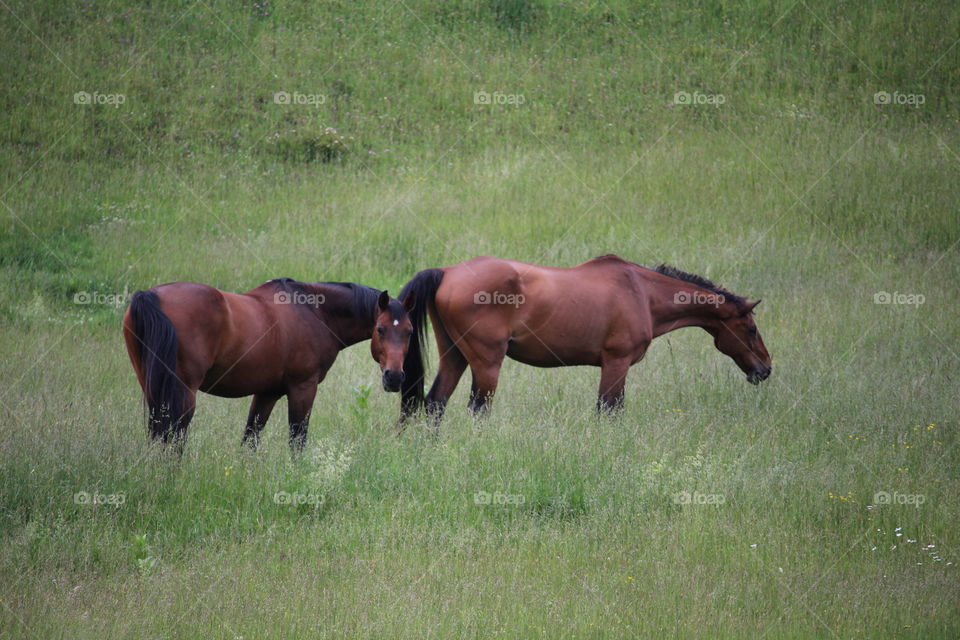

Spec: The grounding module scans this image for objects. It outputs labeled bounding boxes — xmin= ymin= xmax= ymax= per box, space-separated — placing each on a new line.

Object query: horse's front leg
xmin=286 ymin=379 xmax=319 ymax=456
xmin=242 ymin=392 xmax=281 ymax=450
xmin=597 ymin=356 xmax=634 ymax=413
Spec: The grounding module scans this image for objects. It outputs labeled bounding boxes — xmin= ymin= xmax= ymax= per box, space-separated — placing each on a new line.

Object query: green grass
xmin=1 ymin=0 xmax=959 ymax=637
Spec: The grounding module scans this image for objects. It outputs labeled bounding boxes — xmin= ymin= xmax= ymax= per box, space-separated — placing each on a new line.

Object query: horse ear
xmin=377 ymin=290 xmax=390 ymax=312
xmin=402 ymin=292 xmax=416 ymax=313
xmin=742 ymin=299 xmax=761 ymax=315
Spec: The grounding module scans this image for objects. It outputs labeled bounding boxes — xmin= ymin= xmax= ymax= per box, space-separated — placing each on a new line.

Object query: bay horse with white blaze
xmin=398 ymin=255 xmax=771 ymax=426
xmin=123 ymin=278 xmax=414 ymax=453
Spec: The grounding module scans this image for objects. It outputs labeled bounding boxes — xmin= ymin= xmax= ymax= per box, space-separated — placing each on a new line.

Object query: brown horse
xmin=398 ymin=255 xmax=771 ymax=425
xmin=122 ymin=278 xmax=414 ymax=453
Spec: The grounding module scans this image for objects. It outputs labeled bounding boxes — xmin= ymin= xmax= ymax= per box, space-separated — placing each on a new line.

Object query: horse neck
xmin=646 ymin=284 xmax=733 ymax=338
xmin=303 ymin=284 xmax=374 ymax=348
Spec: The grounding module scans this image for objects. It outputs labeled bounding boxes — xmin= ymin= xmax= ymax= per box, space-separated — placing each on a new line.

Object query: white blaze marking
xmin=393 ymin=319 xmax=399 ymax=326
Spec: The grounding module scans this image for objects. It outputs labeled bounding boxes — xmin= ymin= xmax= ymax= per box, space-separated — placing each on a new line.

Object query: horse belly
xmin=198 ymin=363 xmax=282 ymax=398
xmin=505 ymin=290 xmax=607 ymax=366
xmin=506 ymin=334 xmax=601 ymax=367
xmin=197 ymin=336 xmax=291 ymax=398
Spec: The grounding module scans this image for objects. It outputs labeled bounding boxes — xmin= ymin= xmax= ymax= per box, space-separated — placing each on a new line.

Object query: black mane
xmin=651 ymin=264 xmax=746 ymax=307
xmin=320 ymin=281 xmax=383 ymax=318
xmin=268 ymin=278 xmax=406 ymax=319
xmin=592 ymin=256 xmax=749 ymax=309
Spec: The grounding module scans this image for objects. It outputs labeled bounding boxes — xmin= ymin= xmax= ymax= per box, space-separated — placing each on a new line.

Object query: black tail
xmin=398 ymin=268 xmax=445 ymax=417
xmin=128 ymin=290 xmax=183 ymax=442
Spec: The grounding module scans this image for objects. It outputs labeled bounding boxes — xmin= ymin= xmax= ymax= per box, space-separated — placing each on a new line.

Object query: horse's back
xmin=439 ymin=256 xmax=633 ymax=311
xmin=434 ymin=257 xmax=640 ymax=366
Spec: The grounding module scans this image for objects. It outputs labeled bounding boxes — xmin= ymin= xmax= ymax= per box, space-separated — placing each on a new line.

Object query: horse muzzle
xmin=747 ymin=365 xmax=772 ymax=385
xmin=382 ymin=369 xmax=405 ymax=392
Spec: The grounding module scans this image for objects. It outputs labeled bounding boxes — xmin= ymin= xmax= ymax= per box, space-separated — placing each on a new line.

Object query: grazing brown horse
xmin=398 ymin=255 xmax=771 ymax=425
xmin=122 ymin=278 xmax=414 ymax=453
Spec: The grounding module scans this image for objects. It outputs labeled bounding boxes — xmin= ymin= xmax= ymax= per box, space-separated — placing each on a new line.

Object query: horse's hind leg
xmin=465 ymin=343 xmax=508 ymax=416
xmin=467 ymin=364 xmax=501 ymax=415
xmin=147 ymin=384 xmax=195 ymax=451
xmin=424 ymin=340 xmax=469 ymax=426
xmin=287 ymin=380 xmax=319 ymax=456
xmin=165 ymin=355 xmax=212 ymax=453
xmin=163 ymin=387 xmax=196 ymax=456
xmin=242 ymin=393 xmax=281 ymax=450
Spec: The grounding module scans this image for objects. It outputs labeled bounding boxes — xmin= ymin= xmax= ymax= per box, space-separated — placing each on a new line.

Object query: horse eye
xmin=377 ymin=327 xmax=385 ymax=336
xmin=748 ymin=327 xmax=757 ymax=336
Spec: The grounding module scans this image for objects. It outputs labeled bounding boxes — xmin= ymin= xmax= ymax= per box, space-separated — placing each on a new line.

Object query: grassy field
xmin=2 ymin=0 xmax=959 ymax=637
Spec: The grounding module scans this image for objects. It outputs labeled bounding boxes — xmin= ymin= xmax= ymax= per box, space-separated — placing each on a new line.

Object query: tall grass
xmin=1 ymin=0 xmax=958 ymax=637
